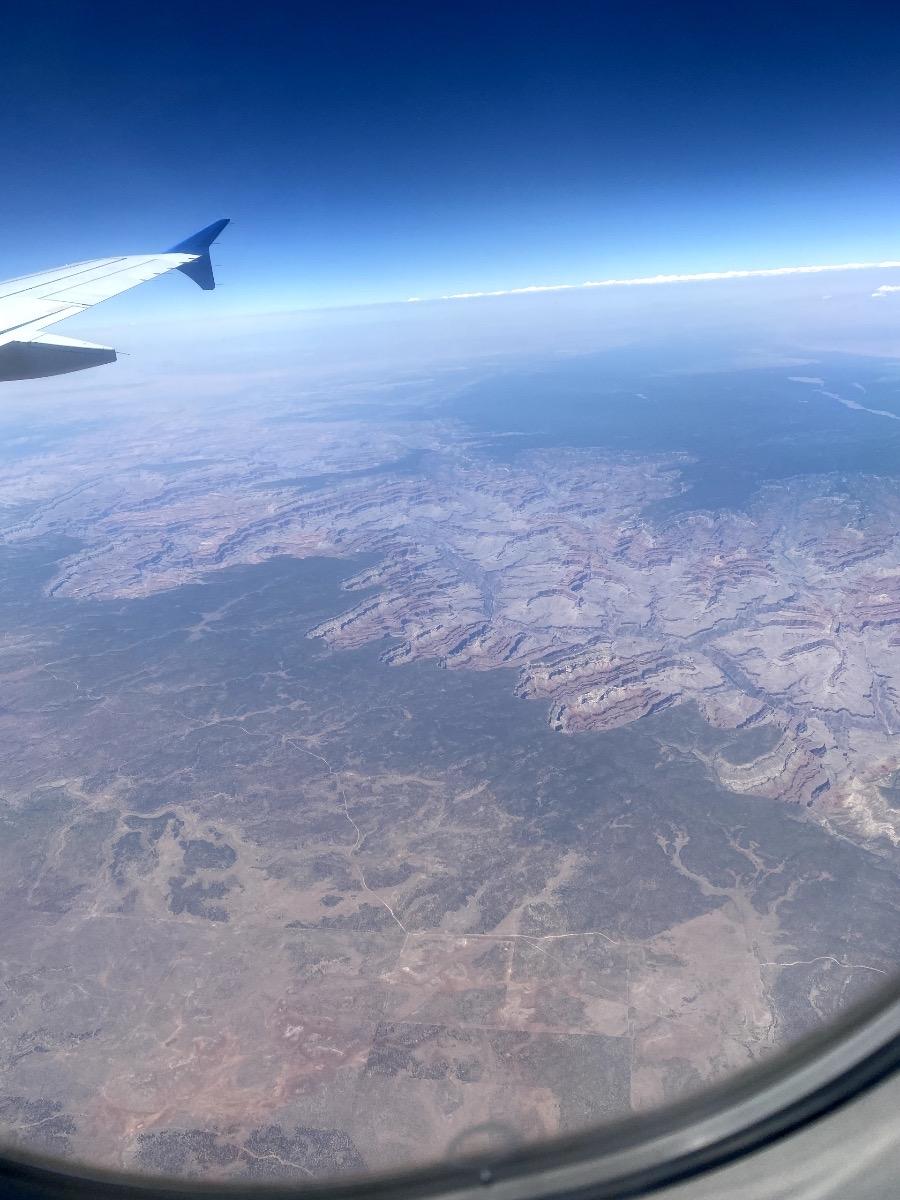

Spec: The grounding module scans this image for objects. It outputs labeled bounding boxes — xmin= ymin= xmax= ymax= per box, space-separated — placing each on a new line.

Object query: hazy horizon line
xmin=405 ymin=259 xmax=900 ymax=303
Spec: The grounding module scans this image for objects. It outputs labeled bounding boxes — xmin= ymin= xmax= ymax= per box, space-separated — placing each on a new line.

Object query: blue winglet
xmin=167 ymin=218 xmax=230 ymax=290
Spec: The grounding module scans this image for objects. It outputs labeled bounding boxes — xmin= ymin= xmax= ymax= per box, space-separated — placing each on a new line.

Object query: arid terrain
xmin=1 ymin=354 xmax=899 ymax=1179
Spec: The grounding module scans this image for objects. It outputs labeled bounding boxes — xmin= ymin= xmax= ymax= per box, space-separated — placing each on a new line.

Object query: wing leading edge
xmin=0 ymin=219 xmax=229 ymax=382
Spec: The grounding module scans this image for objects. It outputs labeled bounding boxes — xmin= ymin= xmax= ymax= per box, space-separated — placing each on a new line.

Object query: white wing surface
xmin=0 ymin=219 xmax=229 ymax=381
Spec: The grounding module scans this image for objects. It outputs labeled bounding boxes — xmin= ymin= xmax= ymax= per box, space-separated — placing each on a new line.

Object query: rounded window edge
xmin=1 ymin=978 xmax=900 ymax=1200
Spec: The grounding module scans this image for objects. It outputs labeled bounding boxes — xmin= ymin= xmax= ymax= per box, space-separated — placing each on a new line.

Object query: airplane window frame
xmin=1 ymin=980 xmax=899 ymax=1200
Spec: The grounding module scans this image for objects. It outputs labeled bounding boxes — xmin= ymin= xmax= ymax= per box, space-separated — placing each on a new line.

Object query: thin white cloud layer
xmin=414 ymin=260 xmax=900 ymax=302
xmin=872 ymin=284 xmax=900 ymax=298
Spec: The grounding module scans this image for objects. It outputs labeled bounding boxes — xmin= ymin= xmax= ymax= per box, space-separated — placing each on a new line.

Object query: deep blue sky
xmin=4 ymin=1 xmax=900 ymax=311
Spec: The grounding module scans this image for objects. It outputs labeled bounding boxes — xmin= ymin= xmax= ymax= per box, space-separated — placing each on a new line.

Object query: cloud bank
xmin=872 ymin=283 xmax=900 ymax=298
xmin=407 ymin=260 xmax=900 ymax=303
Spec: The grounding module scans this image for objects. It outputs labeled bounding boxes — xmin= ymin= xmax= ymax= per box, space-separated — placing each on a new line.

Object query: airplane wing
xmin=0 ymin=219 xmax=229 ymax=382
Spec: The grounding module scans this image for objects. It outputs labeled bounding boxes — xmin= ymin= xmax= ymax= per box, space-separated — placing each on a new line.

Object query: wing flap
xmin=0 ymin=301 xmax=85 ymax=343
xmin=40 ymin=256 xmax=194 ymax=306
xmin=0 ymin=258 xmax=124 ymax=300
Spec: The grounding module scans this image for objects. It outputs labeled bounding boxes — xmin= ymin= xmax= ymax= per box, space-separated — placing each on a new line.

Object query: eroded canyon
xmin=1 ymin=357 xmax=898 ymax=1179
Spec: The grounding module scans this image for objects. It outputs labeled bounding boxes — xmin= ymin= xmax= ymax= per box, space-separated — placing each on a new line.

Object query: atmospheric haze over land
xmin=0 ymin=272 xmax=899 ymax=1177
